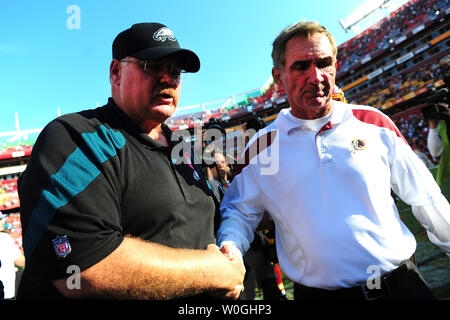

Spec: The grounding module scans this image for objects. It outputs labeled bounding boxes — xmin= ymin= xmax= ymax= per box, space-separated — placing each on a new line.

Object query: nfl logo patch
xmin=52 ymin=235 xmax=72 ymax=258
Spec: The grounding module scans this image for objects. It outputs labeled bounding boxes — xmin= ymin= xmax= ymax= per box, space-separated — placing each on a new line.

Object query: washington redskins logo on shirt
xmin=351 ymin=138 xmax=367 ymax=154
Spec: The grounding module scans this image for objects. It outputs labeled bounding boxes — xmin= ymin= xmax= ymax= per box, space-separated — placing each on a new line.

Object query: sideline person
xmin=0 ymin=213 xmax=25 ymax=299
xmin=218 ymin=21 xmax=450 ymax=300
xmin=205 ymin=152 xmax=232 ymax=201
xmin=424 ymin=102 xmax=450 ymax=186
xmin=17 ymin=22 xmax=244 ymax=300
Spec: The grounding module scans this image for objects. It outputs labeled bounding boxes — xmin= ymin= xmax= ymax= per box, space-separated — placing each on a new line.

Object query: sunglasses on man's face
xmin=120 ymin=59 xmax=186 ymax=80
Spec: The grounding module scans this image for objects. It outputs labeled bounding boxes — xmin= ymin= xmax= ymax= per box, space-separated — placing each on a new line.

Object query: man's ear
xmin=109 ymin=59 xmax=121 ymax=85
xmin=272 ymin=67 xmax=284 ymax=89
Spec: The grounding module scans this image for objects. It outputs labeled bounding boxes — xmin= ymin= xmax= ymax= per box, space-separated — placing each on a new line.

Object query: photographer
xmin=423 ymin=102 xmax=450 ymax=187
xmin=201 ymin=118 xmax=231 ymax=201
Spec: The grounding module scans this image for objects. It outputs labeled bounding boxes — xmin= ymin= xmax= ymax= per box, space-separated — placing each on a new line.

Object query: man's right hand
xmin=428 ymin=118 xmax=439 ymax=129
xmin=53 ymin=238 xmax=246 ymax=300
xmin=206 ymin=244 xmax=245 ymax=299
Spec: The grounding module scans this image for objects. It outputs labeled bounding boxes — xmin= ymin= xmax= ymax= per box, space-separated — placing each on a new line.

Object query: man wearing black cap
xmin=17 ymin=23 xmax=245 ymax=300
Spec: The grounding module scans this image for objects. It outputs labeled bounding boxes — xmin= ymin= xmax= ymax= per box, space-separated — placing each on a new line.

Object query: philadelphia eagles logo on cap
xmin=153 ymin=27 xmax=176 ymax=42
xmin=112 ymin=23 xmax=200 ymax=72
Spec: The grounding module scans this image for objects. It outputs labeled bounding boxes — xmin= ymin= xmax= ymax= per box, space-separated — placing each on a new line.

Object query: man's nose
xmin=159 ymin=65 xmax=180 ymax=85
xmin=307 ymin=65 xmax=324 ymax=83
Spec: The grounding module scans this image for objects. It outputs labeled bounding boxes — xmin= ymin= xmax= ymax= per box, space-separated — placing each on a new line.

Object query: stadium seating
xmin=350 ymin=56 xmax=449 ymax=108
xmin=337 ymin=0 xmax=444 ymax=73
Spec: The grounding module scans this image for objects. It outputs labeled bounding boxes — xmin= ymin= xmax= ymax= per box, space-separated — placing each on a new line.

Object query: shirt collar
xmin=107 ymin=97 xmax=172 ymax=151
xmin=276 ymin=101 xmax=352 ymax=135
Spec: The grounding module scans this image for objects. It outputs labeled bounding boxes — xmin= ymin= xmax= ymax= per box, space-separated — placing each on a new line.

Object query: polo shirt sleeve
xmin=217 ymin=164 xmax=266 ymax=255
xmin=389 ymin=129 xmax=450 ymax=257
xmin=19 ymin=118 xmax=126 ymax=280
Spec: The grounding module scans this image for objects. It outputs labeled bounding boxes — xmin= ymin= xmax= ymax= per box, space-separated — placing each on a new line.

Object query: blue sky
xmin=0 ymin=0 xmax=410 ymax=133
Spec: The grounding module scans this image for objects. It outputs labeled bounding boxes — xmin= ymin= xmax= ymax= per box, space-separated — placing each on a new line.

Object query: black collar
xmin=106 ymin=97 xmax=174 ymax=151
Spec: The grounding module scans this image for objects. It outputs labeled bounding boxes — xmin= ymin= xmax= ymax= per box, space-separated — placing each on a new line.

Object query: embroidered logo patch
xmin=52 ymin=235 xmax=72 ymax=258
xmin=153 ymin=27 xmax=176 ymax=42
xmin=350 ymin=138 xmax=367 ymax=154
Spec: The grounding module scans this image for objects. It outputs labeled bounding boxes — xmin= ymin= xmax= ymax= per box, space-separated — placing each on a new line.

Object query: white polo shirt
xmin=218 ymin=101 xmax=450 ymax=289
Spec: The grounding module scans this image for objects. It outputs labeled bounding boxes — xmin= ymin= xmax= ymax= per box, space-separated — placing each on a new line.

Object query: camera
xmin=421 ymin=103 xmax=450 ymax=121
xmin=245 ymin=115 xmax=267 ymax=131
xmin=420 ymin=85 xmax=449 ymax=121
xmin=202 ymin=118 xmax=226 ymax=168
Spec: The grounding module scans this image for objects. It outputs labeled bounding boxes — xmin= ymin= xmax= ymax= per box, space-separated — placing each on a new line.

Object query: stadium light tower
xmin=0 ymin=112 xmax=43 ymax=142
xmin=339 ymin=0 xmax=393 ymax=33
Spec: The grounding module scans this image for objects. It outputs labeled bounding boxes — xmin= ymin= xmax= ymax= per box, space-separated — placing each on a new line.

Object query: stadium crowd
xmin=337 ymin=0 xmax=447 ymax=73
xmin=350 ymin=55 xmax=449 ymax=108
xmin=166 ymin=81 xmax=285 ymax=130
xmin=395 ymin=113 xmax=437 ymax=167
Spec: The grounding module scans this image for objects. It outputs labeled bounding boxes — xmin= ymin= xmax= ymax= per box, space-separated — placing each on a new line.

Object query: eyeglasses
xmin=120 ymin=59 xmax=187 ymax=80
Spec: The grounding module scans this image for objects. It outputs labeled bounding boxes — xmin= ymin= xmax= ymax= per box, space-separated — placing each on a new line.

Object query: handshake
xmin=205 ymin=243 xmax=246 ymax=300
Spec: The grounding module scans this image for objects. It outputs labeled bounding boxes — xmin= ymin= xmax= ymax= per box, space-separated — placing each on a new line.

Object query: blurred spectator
xmin=0 ymin=212 xmax=25 ymax=299
xmin=424 ymin=103 xmax=450 ymax=186
xmin=205 ymin=151 xmax=232 ymax=202
xmin=394 ymin=113 xmax=436 ymax=166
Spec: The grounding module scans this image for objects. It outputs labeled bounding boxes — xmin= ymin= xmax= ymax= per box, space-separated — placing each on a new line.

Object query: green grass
xmin=255 ymin=166 xmax=450 ymax=300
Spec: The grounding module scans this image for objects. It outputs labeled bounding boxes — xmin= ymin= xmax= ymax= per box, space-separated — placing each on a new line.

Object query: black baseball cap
xmin=113 ymin=22 xmax=200 ymax=72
